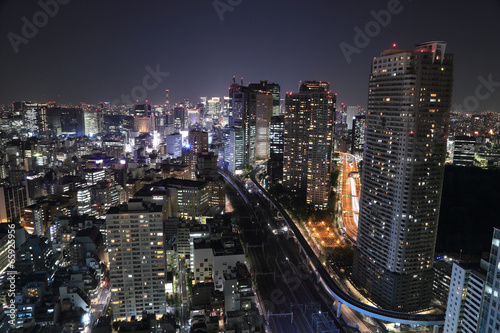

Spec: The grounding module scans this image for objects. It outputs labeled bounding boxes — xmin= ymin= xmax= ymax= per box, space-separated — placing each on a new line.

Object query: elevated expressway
xmin=246 ymin=168 xmax=445 ymax=329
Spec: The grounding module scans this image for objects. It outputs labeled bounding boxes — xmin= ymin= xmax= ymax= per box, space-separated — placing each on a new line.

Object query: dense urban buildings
xmin=283 ymin=81 xmax=335 ymax=209
xmin=353 ymin=42 xmax=454 ymax=311
xmin=1 ymin=27 xmax=500 ymax=332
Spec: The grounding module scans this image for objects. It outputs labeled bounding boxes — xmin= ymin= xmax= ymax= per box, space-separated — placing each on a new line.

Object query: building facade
xmin=106 ymin=199 xmax=166 ymax=320
xmin=453 ymin=135 xmax=476 ymax=166
xmin=353 ymin=42 xmax=454 ymax=311
xmin=283 ymin=81 xmax=335 ymax=209
xmin=444 ymin=262 xmax=485 ymax=333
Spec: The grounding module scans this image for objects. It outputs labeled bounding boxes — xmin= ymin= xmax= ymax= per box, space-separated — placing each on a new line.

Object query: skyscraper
xmin=23 ymin=103 xmax=48 ymax=136
xmin=106 ymin=199 xmax=166 ymax=320
xmin=268 ymin=115 xmax=284 ymax=182
xmin=351 ymin=115 xmax=366 ymax=156
xmin=283 ymin=81 xmax=335 ymax=209
xmin=353 ymin=42 xmax=453 ymax=311
xmin=248 ymin=80 xmax=281 ymax=116
xmin=223 ymin=79 xmax=274 ymax=174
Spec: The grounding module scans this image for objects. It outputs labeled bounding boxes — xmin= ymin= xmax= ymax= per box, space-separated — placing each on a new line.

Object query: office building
xmin=351 ymin=115 xmax=366 ymax=156
xmin=23 ymin=103 xmax=48 ymax=136
xmin=268 ymin=115 xmax=284 ymax=182
xmin=166 ymin=134 xmax=182 ymax=159
xmin=345 ymin=105 xmax=362 ymax=130
xmin=283 ymin=81 xmax=335 ymax=209
xmin=247 ymin=80 xmax=281 ymax=116
xmin=223 ymin=79 xmax=277 ymax=174
xmin=224 ymin=125 xmax=245 ymax=174
xmin=353 ymin=41 xmax=454 ymax=311
xmin=254 ymin=93 xmax=273 ymax=161
xmin=453 ymin=136 xmax=476 ymax=166
xmin=84 ymin=109 xmax=102 ymax=135
xmin=83 ymin=168 xmax=106 ymax=186
xmin=106 ymin=199 xmax=166 ymax=320
xmin=77 ymin=187 xmax=92 ymax=216
xmin=46 ymin=107 xmax=85 ymax=136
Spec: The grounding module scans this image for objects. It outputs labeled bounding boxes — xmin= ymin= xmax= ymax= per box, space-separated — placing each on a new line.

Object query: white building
xmin=478 ymin=228 xmax=500 ymax=332
xmin=192 ymin=236 xmax=245 ymax=291
xmin=444 ymin=262 xmax=486 ymax=333
xmin=77 ymin=187 xmax=92 ymax=216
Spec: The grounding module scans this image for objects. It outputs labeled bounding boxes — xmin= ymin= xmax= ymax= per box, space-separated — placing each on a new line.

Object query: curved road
xmin=249 ymin=168 xmax=445 ymax=327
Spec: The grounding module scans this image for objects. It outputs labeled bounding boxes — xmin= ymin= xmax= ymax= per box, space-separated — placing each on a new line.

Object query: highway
xmin=339 ymin=153 xmax=360 ymax=243
xmin=248 ymin=167 xmax=446 ymax=327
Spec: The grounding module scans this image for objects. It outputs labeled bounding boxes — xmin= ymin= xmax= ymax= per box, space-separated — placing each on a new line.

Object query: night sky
xmin=0 ymin=0 xmax=499 ymax=111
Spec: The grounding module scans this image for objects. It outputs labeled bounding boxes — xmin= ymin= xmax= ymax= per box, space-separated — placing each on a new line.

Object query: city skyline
xmin=3 ymin=1 xmax=500 ymax=332
xmin=0 ymin=0 xmax=499 ymax=112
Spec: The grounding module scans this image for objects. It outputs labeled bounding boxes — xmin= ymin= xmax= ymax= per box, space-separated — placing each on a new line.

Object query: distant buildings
xmin=223 ymin=79 xmax=277 ymax=174
xmin=353 ymin=42 xmax=454 ymax=311
xmin=453 ymin=136 xmax=476 ymax=166
xmin=351 ymin=115 xmax=365 ymax=156
xmin=268 ymin=115 xmax=284 ymax=183
xmin=166 ymin=133 xmax=182 ymax=159
xmin=23 ymin=103 xmax=48 ymax=136
xmin=283 ymin=81 xmax=335 ymax=209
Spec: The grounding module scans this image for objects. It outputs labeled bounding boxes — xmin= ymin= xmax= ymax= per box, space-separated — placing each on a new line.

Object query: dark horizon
xmin=0 ymin=0 xmax=499 ymax=112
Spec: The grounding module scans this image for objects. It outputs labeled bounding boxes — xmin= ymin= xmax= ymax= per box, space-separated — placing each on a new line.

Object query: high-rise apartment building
xmin=188 ymin=130 xmax=209 ymax=154
xmin=353 ymin=42 xmax=454 ymax=311
xmin=478 ymin=228 xmax=500 ymax=332
xmin=444 ymin=262 xmax=485 ymax=333
xmin=106 ymin=199 xmax=166 ymax=320
xmin=283 ymin=81 xmax=335 ymax=209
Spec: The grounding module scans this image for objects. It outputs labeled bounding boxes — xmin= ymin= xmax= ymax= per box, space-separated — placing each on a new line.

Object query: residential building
xmin=444 ymin=262 xmax=486 ymax=333
xmin=283 ymin=81 xmax=335 ymax=209
xmin=353 ymin=41 xmax=454 ymax=311
xmin=106 ymin=199 xmax=166 ymax=320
